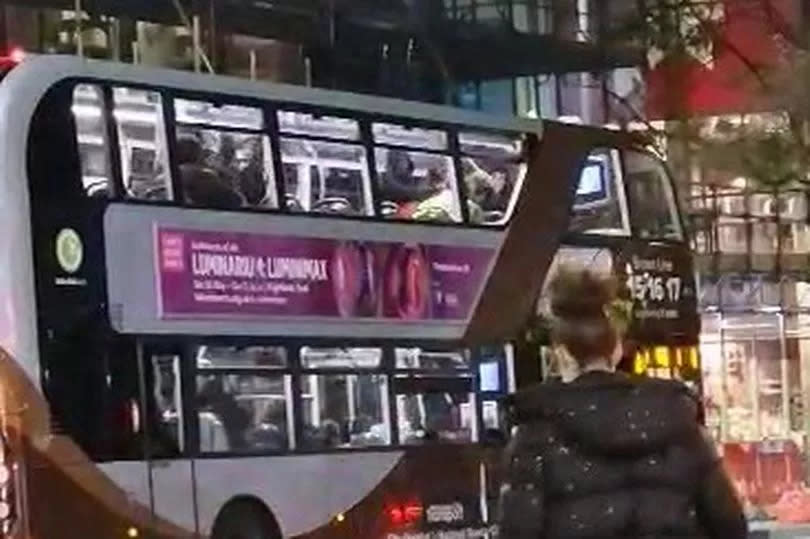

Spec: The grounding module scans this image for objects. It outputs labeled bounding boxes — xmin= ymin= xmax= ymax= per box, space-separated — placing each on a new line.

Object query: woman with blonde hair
xmin=498 ymin=266 xmax=746 ymax=538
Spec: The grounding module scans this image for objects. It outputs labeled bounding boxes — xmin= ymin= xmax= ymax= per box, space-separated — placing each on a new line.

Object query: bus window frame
xmin=52 ymin=76 xmax=534 ymax=230
xmin=190 ymin=341 xmax=296 ymax=457
xmin=295 ymin=345 xmax=392 ymax=450
xmin=564 ymin=147 xmax=690 ymax=248
xmin=619 ymin=146 xmax=686 ymax=243
xmin=107 ymin=85 xmax=177 ymax=202
xmin=457 ymin=127 xmax=528 ymax=227
xmin=174 ymin=109 xmax=278 ymax=211
xmin=568 ymin=148 xmax=631 ymax=238
xmin=391 ymin=345 xmax=479 ymax=445
xmin=138 ymin=338 xmax=508 ymax=458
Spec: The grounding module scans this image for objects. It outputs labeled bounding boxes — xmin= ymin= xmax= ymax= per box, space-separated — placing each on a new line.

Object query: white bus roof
xmin=4 ymin=54 xmax=544 ymax=136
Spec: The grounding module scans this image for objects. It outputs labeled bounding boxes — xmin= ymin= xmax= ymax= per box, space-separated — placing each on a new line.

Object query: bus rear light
xmin=387 ymin=501 xmax=424 ymax=526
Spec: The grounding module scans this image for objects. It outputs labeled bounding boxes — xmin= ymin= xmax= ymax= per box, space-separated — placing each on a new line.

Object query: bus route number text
xmin=630 ymin=273 xmax=682 ymax=304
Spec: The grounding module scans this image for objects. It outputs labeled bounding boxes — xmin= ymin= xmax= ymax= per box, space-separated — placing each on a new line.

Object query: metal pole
xmin=171 ymin=0 xmax=214 ymax=73
xmin=132 ymin=41 xmax=140 ymax=65
xmin=193 ymin=15 xmax=201 ymax=73
xmin=304 ymin=56 xmax=312 ymax=87
xmin=110 ymin=19 xmax=121 ymax=61
xmin=249 ymin=49 xmax=257 ymax=81
xmin=75 ymin=0 xmax=84 ymax=58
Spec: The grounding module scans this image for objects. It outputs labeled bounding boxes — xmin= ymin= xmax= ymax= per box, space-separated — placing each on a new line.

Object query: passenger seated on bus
xmin=317 ymin=169 xmax=363 ymax=215
xmin=348 ymin=414 xmax=386 ymax=446
xmin=463 ymin=158 xmax=512 ymax=223
xmin=178 ymin=129 xmax=253 ymax=208
xmin=197 ymin=378 xmax=250 ymax=451
xmin=248 ymin=401 xmax=288 ymax=451
xmin=176 ymin=133 xmax=203 ymax=165
xmin=319 ymin=419 xmax=344 ymax=448
xmin=238 ymin=148 xmax=268 ymax=206
xmin=379 ymin=150 xmax=438 ymax=217
xmin=248 ymin=423 xmax=287 ymax=452
xmin=409 ymin=165 xmax=457 ymax=222
xmin=312 ymin=197 xmax=354 ymax=215
xmin=180 ymin=165 xmax=246 ymax=209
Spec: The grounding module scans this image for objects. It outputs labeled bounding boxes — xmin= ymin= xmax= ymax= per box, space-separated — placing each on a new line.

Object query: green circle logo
xmin=55 ymin=228 xmax=83 ymax=274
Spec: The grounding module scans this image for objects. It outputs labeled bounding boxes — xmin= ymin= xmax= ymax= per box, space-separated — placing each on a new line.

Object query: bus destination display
xmin=156 ymin=227 xmax=495 ymax=322
xmin=619 ymin=244 xmax=699 ymax=342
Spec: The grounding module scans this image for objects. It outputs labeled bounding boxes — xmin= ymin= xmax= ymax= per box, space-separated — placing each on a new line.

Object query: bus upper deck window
xmin=279 ymin=137 xmax=372 ymax=216
xmin=176 ymin=99 xmax=263 ymax=130
xmin=278 ymin=110 xmax=361 ymax=141
xmin=113 ymin=88 xmax=173 ymax=201
xmin=459 ymin=131 xmax=526 ymax=226
xmin=623 ymin=150 xmax=684 ymax=241
xmin=372 ymin=123 xmax=461 ymax=223
xmin=174 ymin=98 xmax=277 ymax=210
xmin=71 ymin=84 xmax=111 ymax=197
xmin=568 ymin=149 xmax=630 ymax=236
xmin=277 ymin=111 xmax=371 ymax=216
xmin=394 ymin=348 xmax=471 ymax=371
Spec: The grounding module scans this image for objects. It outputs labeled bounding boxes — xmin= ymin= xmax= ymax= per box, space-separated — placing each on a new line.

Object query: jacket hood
xmin=511 ymin=372 xmax=701 ymax=456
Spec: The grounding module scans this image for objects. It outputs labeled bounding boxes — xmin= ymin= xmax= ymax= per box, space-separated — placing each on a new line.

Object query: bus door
xmin=138 ymin=342 xmax=197 ymax=534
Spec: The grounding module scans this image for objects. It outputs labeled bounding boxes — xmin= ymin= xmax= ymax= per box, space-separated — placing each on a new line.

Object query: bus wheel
xmin=211 ymin=498 xmax=282 ymax=539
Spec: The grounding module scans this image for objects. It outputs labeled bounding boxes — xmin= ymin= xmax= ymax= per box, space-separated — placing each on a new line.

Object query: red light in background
xmin=9 ymin=48 xmax=24 ymax=64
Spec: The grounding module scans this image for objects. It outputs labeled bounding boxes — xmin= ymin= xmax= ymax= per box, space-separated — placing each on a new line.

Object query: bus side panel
xmin=290 ymin=446 xmax=499 ymax=539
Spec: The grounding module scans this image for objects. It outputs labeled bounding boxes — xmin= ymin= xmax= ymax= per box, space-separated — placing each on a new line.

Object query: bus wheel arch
xmin=210 ymin=495 xmax=282 ymax=539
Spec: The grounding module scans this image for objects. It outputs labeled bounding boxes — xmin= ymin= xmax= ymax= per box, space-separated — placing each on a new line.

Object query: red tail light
xmin=386 ymin=501 xmax=423 ymax=527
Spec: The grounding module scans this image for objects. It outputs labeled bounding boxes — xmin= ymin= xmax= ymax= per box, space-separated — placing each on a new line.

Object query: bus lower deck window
xmin=299 ymin=374 xmax=390 ymax=449
xmin=196 ymin=373 xmax=291 ymax=454
xmin=395 ymin=390 xmax=474 ymax=445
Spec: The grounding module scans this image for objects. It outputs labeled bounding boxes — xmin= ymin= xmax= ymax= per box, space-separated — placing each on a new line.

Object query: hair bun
xmin=549 ymin=266 xmax=617 ymax=320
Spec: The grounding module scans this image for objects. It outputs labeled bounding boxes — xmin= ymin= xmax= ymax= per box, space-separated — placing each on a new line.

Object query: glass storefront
xmin=699 ymin=307 xmax=810 ymax=530
xmin=675 ymin=111 xmax=810 ymax=533
xmin=688 ymin=148 xmax=810 ymax=532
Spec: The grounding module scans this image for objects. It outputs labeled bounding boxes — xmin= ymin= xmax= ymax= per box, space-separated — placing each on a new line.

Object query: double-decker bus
xmin=0 ymin=54 xmax=698 ymax=539
xmin=533 ymin=144 xmax=703 ymax=391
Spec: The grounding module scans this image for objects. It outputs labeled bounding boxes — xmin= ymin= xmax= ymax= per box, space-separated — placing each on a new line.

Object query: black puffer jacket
xmin=498 ymin=371 xmax=747 ymax=539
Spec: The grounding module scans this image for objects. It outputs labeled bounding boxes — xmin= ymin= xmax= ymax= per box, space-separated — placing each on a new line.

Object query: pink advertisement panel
xmin=156 ymin=227 xmax=495 ymax=322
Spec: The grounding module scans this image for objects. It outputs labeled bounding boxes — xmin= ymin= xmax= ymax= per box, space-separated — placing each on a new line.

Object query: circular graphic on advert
xmin=55 ymin=228 xmax=83 ymax=274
